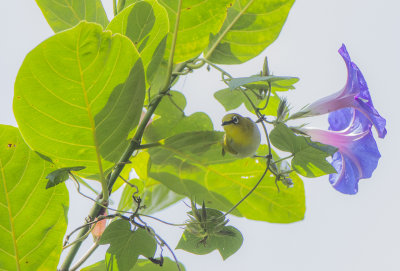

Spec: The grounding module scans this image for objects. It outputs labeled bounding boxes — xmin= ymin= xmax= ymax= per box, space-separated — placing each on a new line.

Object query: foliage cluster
xmin=1 ymin=0 xmax=384 ymax=270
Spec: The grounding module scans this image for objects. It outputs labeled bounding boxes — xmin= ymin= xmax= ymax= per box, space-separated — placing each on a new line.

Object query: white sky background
xmin=1 ymin=1 xmax=400 ymax=270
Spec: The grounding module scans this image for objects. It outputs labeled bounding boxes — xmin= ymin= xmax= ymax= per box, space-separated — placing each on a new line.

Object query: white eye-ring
xmin=232 ymin=115 xmax=239 ymax=124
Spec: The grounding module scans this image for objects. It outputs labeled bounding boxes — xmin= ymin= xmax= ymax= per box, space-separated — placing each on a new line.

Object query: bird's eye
xmin=232 ymin=115 xmax=239 ymax=124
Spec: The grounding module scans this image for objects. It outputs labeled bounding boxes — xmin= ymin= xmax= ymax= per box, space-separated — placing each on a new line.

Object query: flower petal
xmin=355 ymin=99 xmax=387 ymax=138
xmin=342 ymin=129 xmax=381 ymax=179
xmin=339 ymin=44 xmax=387 ymax=138
xmin=338 ymin=44 xmax=360 ymax=96
xmin=329 ymin=129 xmax=381 ymax=194
xmin=329 ymin=109 xmax=371 ymax=133
xmin=328 ymin=107 xmax=354 ymax=131
xmin=329 ymin=152 xmax=360 ymax=194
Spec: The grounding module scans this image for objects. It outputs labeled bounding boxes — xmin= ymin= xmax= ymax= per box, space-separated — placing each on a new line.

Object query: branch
xmin=70 ymin=240 xmax=100 ymax=271
xmin=59 ymin=1 xmax=185 ymax=269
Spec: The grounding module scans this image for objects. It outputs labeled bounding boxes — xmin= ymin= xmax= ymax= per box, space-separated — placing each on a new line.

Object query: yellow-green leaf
xmin=159 ymin=0 xmax=234 ymax=63
xmin=107 ymin=0 xmax=169 ymax=85
xmin=35 ymin=0 xmax=109 ymax=32
xmin=204 ymin=0 xmax=295 ymax=64
xmin=148 ymin=132 xmax=305 ymax=223
xmin=0 ymin=125 xmax=68 ymax=270
xmin=13 ymin=22 xmax=143 ymax=177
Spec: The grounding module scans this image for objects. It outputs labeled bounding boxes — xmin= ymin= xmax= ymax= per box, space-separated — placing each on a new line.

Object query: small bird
xmin=221 ymin=113 xmax=261 ymax=158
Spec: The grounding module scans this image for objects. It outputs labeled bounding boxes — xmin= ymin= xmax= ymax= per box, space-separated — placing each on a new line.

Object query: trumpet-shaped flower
xmin=302 ymin=109 xmax=381 ymax=194
xmin=298 ymin=44 xmax=387 ymax=138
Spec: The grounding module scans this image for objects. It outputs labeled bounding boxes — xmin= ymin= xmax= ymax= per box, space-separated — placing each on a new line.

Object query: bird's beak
xmin=222 ymin=120 xmax=234 ymax=126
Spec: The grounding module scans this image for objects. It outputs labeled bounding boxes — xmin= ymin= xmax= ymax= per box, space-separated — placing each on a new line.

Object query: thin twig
xmin=138 ymin=214 xmax=187 ymax=227
xmin=70 ymin=240 xmax=100 ymax=271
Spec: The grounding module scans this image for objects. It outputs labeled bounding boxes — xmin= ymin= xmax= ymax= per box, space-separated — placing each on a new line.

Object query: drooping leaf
xmin=159 ymin=0 xmax=234 ymax=62
xmin=0 ymin=125 xmax=69 ymax=271
xmin=270 ymin=124 xmax=337 ymax=177
xmin=45 ymin=166 xmax=86 ymax=188
xmin=35 ymin=0 xmax=109 ymax=32
xmin=227 ymin=75 xmax=299 ymax=91
xmin=107 ymin=0 xmax=169 ymax=86
xmin=177 ymin=226 xmax=243 ymax=260
xmin=148 ymin=132 xmax=306 ymax=223
xmin=140 ymin=183 xmax=185 ymax=214
xmin=99 ymin=219 xmax=157 ymax=271
xmin=144 ymin=91 xmax=213 ymax=142
xmin=243 ymin=77 xmax=300 ymax=92
xmin=14 ymin=22 xmax=143 ymax=177
xmin=82 ymin=257 xmax=186 ymax=271
xmin=204 ymin=0 xmax=295 ymax=64
xmin=214 ymin=88 xmax=280 ymax=116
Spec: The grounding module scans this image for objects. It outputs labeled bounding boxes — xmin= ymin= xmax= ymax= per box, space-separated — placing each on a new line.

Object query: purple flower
xmin=302 ymin=109 xmax=381 ymax=194
xmin=298 ymin=44 xmax=387 ymax=138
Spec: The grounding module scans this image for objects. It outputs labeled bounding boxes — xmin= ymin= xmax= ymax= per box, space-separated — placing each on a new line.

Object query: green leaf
xmin=159 ymin=0 xmax=233 ymax=62
xmin=133 ymin=258 xmax=186 ymax=271
xmin=45 ymin=166 xmax=86 ymax=189
xmin=227 ymin=76 xmax=299 ymax=91
xmin=177 ymin=226 xmax=243 ymax=260
xmin=144 ymin=91 xmax=213 ymax=142
xmin=214 ymin=88 xmax=280 ymax=115
xmin=117 ymin=0 xmax=140 ymax=12
xmin=0 ymin=125 xmax=69 ymax=270
xmin=118 ymin=152 xmax=183 ymax=215
xmin=107 ymin=0 xmax=169 ymax=86
xmin=82 ymin=257 xmax=186 ymax=271
xmin=35 ymin=0 xmax=109 ymax=32
xmin=140 ymin=183 xmax=185 ymax=214
xmin=270 ymin=124 xmax=337 ymax=177
xmin=99 ymin=220 xmax=157 ymax=271
xmin=14 ymin=22 xmax=142 ymax=177
xmin=148 ymin=132 xmax=306 ymax=223
xmin=95 ymin=59 xmax=146 ymax=162
xmin=204 ymin=0 xmax=295 ymax=64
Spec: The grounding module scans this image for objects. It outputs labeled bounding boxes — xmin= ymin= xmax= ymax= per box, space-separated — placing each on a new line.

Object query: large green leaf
xmin=81 ymin=257 xmax=186 ymax=271
xmin=270 ymin=124 xmax=337 ymax=177
xmin=158 ymin=0 xmax=233 ymax=62
xmin=99 ymin=220 xmax=157 ymax=271
xmin=144 ymin=91 xmax=213 ymax=142
xmin=0 ymin=125 xmax=68 ymax=271
xmin=148 ymin=131 xmax=305 ymax=223
xmin=204 ymin=0 xmax=295 ymax=64
xmin=107 ymin=0 xmax=169 ymax=87
xmin=14 ymin=22 xmax=144 ymax=177
xmin=35 ymin=0 xmax=109 ymax=32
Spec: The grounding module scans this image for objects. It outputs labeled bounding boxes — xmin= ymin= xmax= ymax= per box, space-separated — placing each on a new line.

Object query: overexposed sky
xmin=1 ymin=1 xmax=400 ymax=270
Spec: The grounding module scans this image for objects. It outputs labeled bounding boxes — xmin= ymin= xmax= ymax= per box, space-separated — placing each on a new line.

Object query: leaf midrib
xmin=204 ymin=0 xmax=254 ymax=60
xmin=76 ymin=24 xmax=105 ymax=179
xmin=0 ymin=158 xmax=20 ymax=271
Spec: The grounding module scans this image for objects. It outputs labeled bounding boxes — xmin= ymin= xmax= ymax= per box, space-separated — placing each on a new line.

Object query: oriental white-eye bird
xmin=221 ymin=113 xmax=261 ymax=158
